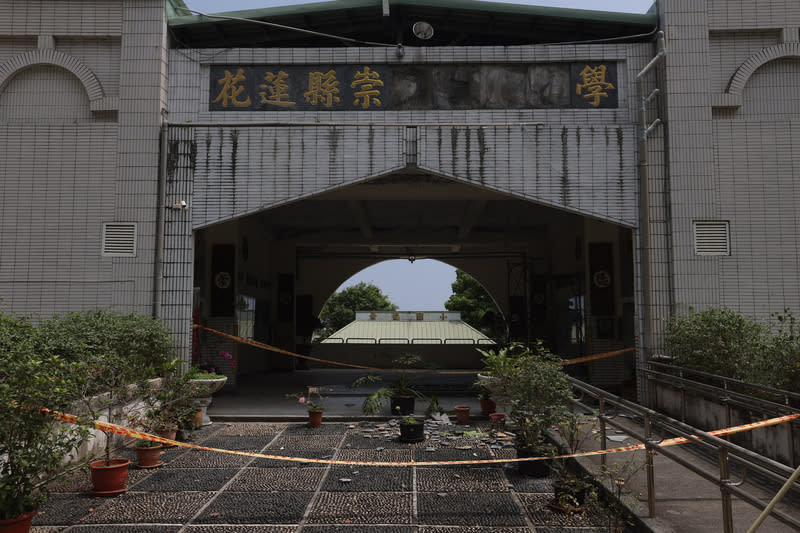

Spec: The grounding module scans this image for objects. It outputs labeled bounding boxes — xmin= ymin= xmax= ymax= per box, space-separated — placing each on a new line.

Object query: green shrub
xmin=0 ymin=311 xmax=89 ymax=518
xmin=665 ymin=307 xmax=800 ymax=392
xmin=38 ymin=309 xmax=175 ymax=395
xmin=665 ymin=307 xmax=767 ymax=380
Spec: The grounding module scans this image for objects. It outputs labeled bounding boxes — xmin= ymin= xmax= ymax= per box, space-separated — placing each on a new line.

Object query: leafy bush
xmin=38 ymin=309 xmax=175 ymax=395
xmin=477 ymin=341 xmax=572 ymax=450
xmin=0 ymin=311 xmax=89 ymax=518
xmin=665 ymin=307 xmax=800 ymax=392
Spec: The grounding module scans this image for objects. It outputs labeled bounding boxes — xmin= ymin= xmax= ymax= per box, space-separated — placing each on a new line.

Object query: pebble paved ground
xmin=32 ymin=419 xmax=619 ymax=532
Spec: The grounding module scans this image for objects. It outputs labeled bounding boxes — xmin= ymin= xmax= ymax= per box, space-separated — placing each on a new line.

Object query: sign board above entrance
xmin=209 ymin=62 xmax=618 ymax=111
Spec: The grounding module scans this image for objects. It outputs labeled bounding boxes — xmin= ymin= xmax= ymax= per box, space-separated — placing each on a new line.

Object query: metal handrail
xmin=645 ymin=367 xmax=798 ymax=416
xmin=568 ymin=377 xmax=800 ymax=533
xmin=647 ymin=360 xmax=800 ymax=406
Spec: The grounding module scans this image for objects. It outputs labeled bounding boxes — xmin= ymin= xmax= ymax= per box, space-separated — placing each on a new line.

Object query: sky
xmin=184 ymin=0 xmax=654 ymax=15
xmin=180 ymin=0 xmax=652 ymax=310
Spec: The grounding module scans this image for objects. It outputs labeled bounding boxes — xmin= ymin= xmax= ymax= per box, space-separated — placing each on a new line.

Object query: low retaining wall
xmin=650 ymin=381 xmax=799 ymax=466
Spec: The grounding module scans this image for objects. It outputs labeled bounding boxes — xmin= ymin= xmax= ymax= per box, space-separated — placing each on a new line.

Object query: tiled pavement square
xmin=227 ymin=466 xmax=327 ymax=491
xmin=81 ymin=492 xmax=213 ymax=523
xmin=416 ymin=467 xmax=510 ymax=492
xmin=133 ymin=468 xmax=239 ymax=492
xmin=322 ymin=466 xmax=413 ymax=491
xmin=417 ymin=492 xmax=528 ymax=527
xmin=194 ymin=491 xmax=313 ymax=524
xmin=306 ymin=492 xmax=414 ymax=524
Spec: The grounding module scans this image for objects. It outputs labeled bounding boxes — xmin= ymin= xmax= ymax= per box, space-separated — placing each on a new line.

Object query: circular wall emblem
xmin=592 ymin=270 xmax=611 ymax=289
xmin=214 ymin=271 xmax=232 ymax=289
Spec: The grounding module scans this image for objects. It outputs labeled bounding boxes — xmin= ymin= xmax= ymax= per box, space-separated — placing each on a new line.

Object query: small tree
xmin=478 ymin=341 xmax=572 ymax=451
xmin=317 ymin=282 xmax=396 ymax=339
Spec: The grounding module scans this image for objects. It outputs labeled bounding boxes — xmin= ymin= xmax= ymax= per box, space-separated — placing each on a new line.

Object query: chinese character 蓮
xmin=305 ymin=70 xmax=341 ymax=108
xmin=259 ymin=70 xmax=296 ymax=108
xmin=575 ymin=64 xmax=615 ymax=107
xmin=351 ymin=66 xmax=384 ymax=109
xmin=212 ymin=68 xmax=251 ymax=108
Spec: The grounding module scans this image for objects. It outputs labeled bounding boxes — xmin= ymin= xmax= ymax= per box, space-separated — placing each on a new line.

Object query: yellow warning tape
xmin=43 ymin=409 xmax=798 ymax=467
xmin=193 ymin=324 xmax=633 ymax=371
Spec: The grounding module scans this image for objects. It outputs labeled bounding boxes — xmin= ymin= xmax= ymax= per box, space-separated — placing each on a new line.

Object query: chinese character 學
xmin=305 ymin=70 xmax=341 ymax=108
xmin=351 ymin=66 xmax=384 ymax=109
xmin=575 ymin=64 xmax=615 ymax=107
xmin=259 ymin=70 xmax=296 ymax=108
xmin=213 ymin=68 xmax=251 ymax=108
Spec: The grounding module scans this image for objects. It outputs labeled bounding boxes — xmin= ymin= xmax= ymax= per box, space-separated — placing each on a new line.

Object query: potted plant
xmin=477 ymin=341 xmax=572 ymax=477
xmin=551 ymin=411 xmax=595 ymax=510
xmin=477 ymin=385 xmax=496 ymax=415
xmin=286 ymin=386 xmax=329 ymax=427
xmin=397 ymin=409 xmax=425 ymax=442
xmin=0 ymin=311 xmax=89 ymax=530
xmin=185 ymin=351 xmax=232 ymax=426
xmin=139 ymin=360 xmax=197 ymax=446
xmin=41 ymin=310 xmax=175 ymax=496
xmin=351 ymin=353 xmax=427 ymax=415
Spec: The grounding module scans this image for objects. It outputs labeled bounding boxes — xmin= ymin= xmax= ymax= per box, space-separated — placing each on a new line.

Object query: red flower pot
xmin=454 ymin=405 xmax=470 ymax=425
xmin=90 ymin=458 xmax=131 ymax=496
xmin=136 ymin=445 xmax=164 ymax=469
xmin=489 ymin=412 xmax=507 ymax=429
xmin=308 ymin=409 xmax=323 ymax=427
xmin=480 ymin=398 xmax=496 ymax=415
xmin=0 ymin=510 xmax=36 ymax=533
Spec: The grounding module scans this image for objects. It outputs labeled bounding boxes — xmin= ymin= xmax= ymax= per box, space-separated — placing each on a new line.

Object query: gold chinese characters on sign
xmin=570 ymin=62 xmax=618 ymax=108
xmin=209 ymin=62 xmax=619 ymax=111
xmin=210 ymin=65 xmax=389 ymax=111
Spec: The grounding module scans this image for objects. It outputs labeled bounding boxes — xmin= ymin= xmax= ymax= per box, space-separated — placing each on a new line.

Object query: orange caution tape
xmin=43 ymin=408 xmax=799 ymax=467
xmin=193 ymin=324 xmax=631 ymax=372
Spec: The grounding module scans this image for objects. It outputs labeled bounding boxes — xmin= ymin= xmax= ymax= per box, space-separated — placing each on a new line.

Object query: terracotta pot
xmin=90 ymin=458 xmax=131 ymax=496
xmin=308 ymin=409 xmax=323 ymax=427
xmin=454 ymin=405 xmax=470 ymax=424
xmin=399 ymin=421 xmax=425 ymax=442
xmin=136 ymin=445 xmax=164 ymax=469
xmin=0 ymin=510 xmax=36 ymax=533
xmin=489 ymin=412 xmax=507 ymax=429
xmin=192 ymin=409 xmax=203 ymax=429
xmin=156 ymin=427 xmax=177 ymax=448
xmin=480 ymin=398 xmax=496 ymax=415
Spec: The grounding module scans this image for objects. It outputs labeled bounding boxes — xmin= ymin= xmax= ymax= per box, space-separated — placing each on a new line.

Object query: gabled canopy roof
xmin=168 ymin=0 xmax=657 ymax=48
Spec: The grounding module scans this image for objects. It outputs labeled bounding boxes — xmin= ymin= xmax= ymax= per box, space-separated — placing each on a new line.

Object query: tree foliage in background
xmin=317 ymin=282 xmax=396 ymax=339
xmin=665 ymin=307 xmax=800 ymax=392
xmin=445 ymin=269 xmax=502 ymax=339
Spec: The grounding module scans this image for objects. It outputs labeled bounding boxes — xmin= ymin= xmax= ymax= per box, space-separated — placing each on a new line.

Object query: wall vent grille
xmin=102 ymin=223 xmax=137 ymax=257
xmin=694 ymin=221 xmax=730 ymax=256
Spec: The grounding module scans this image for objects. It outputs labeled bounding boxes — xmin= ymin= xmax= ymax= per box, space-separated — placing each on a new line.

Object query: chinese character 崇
xmin=213 ymin=68 xmax=251 ymax=108
xmin=259 ymin=70 xmax=296 ymax=108
xmin=305 ymin=70 xmax=341 ymax=108
xmin=575 ymin=64 xmax=615 ymax=107
xmin=351 ymin=66 xmax=384 ymax=109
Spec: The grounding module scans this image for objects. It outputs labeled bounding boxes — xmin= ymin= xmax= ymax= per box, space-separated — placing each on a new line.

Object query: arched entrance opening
xmin=190 ymin=169 xmax=636 ymax=393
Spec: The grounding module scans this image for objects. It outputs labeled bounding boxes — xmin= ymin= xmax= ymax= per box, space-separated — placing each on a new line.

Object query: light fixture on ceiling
xmin=412 ymin=21 xmax=434 ymax=40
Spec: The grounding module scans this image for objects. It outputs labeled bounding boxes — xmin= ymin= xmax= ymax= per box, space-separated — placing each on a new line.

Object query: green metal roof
xmin=168 ymin=0 xmax=657 ymax=48
xmin=321 ymin=311 xmax=495 ymax=345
